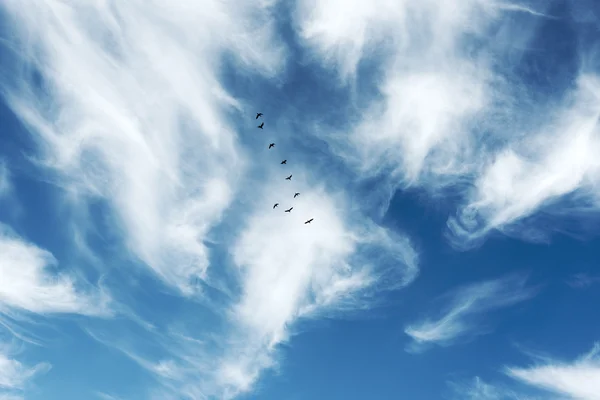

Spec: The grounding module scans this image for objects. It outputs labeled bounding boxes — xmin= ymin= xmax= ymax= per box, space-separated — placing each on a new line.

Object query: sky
xmin=0 ymin=0 xmax=599 ymax=399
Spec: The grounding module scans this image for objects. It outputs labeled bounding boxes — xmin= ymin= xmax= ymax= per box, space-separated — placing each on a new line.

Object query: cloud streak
xmin=294 ymin=0 xmax=507 ymax=186
xmin=449 ymin=376 xmax=527 ymax=400
xmin=216 ymin=177 xmax=418 ymax=397
xmin=453 ymin=342 xmax=600 ymax=400
xmin=0 ymin=224 xmax=110 ymax=316
xmin=294 ymin=0 xmax=600 ymax=247
xmin=0 ymin=339 xmax=50 ymax=400
xmin=507 ymin=342 xmax=600 ymax=400
xmin=83 ymin=173 xmax=419 ymax=399
xmin=449 ymin=74 xmax=600 ymax=247
xmin=0 ymin=0 xmax=286 ymax=295
xmin=0 ymin=1 xmax=421 ymax=398
xmin=0 ymin=353 xmax=49 ymax=391
xmin=404 ymin=274 xmax=536 ymax=351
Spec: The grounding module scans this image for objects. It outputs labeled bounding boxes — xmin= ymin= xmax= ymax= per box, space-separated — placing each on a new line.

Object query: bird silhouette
xmin=281 ymin=160 xmax=287 ymax=164
xmin=256 ymin=112 xmax=263 ymax=119
xmin=304 ymin=218 xmax=313 ymax=224
xmin=294 ymin=192 xmax=300 ymax=198
xmin=268 ymin=143 xmax=275 ymax=149
xmin=258 ymin=122 xmax=264 ymax=129
xmin=273 ymin=203 xmax=279 ymax=209
xmin=285 ymin=207 xmax=293 ymax=213
xmin=285 ymin=175 xmax=292 ymax=180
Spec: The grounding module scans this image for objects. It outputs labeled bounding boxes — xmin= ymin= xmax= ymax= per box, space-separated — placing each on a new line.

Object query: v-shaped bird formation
xmin=256 ymin=112 xmax=314 ymax=225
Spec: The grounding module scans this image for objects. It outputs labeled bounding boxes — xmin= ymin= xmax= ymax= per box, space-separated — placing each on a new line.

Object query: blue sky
xmin=0 ymin=0 xmax=600 ymax=399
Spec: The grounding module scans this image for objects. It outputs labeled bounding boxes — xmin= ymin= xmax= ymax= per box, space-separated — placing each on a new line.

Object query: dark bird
xmin=268 ymin=143 xmax=275 ymax=149
xmin=258 ymin=122 xmax=264 ymax=129
xmin=285 ymin=174 xmax=292 ymax=180
xmin=281 ymin=160 xmax=287 ymax=164
xmin=304 ymin=218 xmax=314 ymax=224
xmin=273 ymin=203 xmax=279 ymax=209
xmin=256 ymin=112 xmax=263 ymax=119
xmin=294 ymin=192 xmax=300 ymax=198
xmin=285 ymin=207 xmax=293 ymax=213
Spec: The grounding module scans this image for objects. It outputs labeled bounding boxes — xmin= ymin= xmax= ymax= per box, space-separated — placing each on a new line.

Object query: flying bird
xmin=304 ymin=218 xmax=314 ymax=224
xmin=281 ymin=160 xmax=287 ymax=164
xmin=273 ymin=203 xmax=279 ymax=209
xmin=285 ymin=175 xmax=292 ymax=180
xmin=285 ymin=207 xmax=293 ymax=213
xmin=294 ymin=192 xmax=300 ymax=198
xmin=256 ymin=112 xmax=263 ymax=119
xmin=269 ymin=143 xmax=275 ymax=149
xmin=258 ymin=122 xmax=264 ymax=129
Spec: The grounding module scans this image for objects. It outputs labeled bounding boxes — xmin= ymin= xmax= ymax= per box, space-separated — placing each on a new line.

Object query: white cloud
xmin=449 ymin=74 xmax=600 ymax=247
xmin=214 ymin=177 xmax=418 ymax=397
xmin=0 ymin=0 xmax=286 ymax=295
xmin=449 ymin=377 xmax=527 ymax=400
xmin=507 ymin=343 xmax=600 ymax=400
xmin=83 ymin=173 xmax=418 ymax=399
xmin=0 ymin=340 xmax=50 ymax=399
xmin=294 ymin=0 xmax=507 ymax=185
xmin=450 ymin=376 xmax=550 ymax=400
xmin=295 ymin=0 xmax=600 ymax=247
xmin=1 ymin=2 xmax=421 ymax=398
xmin=404 ymin=273 xmax=536 ymax=351
xmin=0 ymin=353 xmax=49 ymax=391
xmin=0 ymin=225 xmax=110 ymax=316
xmin=452 ymin=343 xmax=600 ymax=400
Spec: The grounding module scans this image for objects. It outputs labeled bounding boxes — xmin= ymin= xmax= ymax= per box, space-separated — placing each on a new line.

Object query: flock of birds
xmin=256 ymin=112 xmax=314 ymax=225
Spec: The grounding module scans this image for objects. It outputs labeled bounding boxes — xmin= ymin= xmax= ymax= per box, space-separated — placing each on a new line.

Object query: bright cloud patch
xmin=294 ymin=0 xmax=502 ymax=187
xmin=0 ymin=225 xmax=109 ymax=316
xmin=0 ymin=352 xmax=49 ymax=392
xmin=507 ymin=343 xmax=600 ymax=400
xmin=295 ymin=0 xmax=600 ymax=247
xmin=85 ymin=176 xmax=419 ymax=399
xmin=0 ymin=1 xmax=421 ymax=397
xmin=450 ymin=74 xmax=600 ymax=246
xmin=0 ymin=0 xmax=598 ymax=399
xmin=453 ymin=343 xmax=600 ymax=400
xmin=217 ymin=179 xmax=418 ymax=396
xmin=404 ymin=274 xmax=536 ymax=351
xmin=0 ymin=0 xmax=286 ymax=295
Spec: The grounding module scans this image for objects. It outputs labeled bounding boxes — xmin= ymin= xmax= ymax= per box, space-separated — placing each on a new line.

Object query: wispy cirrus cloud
xmin=0 ymin=0 xmax=286 ymax=295
xmin=448 ymin=376 xmax=531 ymax=400
xmin=453 ymin=342 xmax=600 ymax=400
xmin=0 ymin=224 xmax=110 ymax=316
xmin=449 ymin=74 xmax=600 ymax=248
xmin=294 ymin=0 xmax=600 ymax=248
xmin=0 ymin=1 xmax=420 ymax=398
xmin=506 ymin=342 xmax=600 ymax=400
xmin=0 ymin=353 xmax=49 ymax=392
xmin=214 ymin=177 xmax=418 ymax=398
xmin=0 ymin=342 xmax=51 ymax=400
xmin=83 ymin=174 xmax=418 ymax=399
xmin=293 ymin=0 xmax=522 ymax=189
xmin=0 ymin=222 xmax=109 ymax=399
xmin=404 ymin=274 xmax=537 ymax=351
